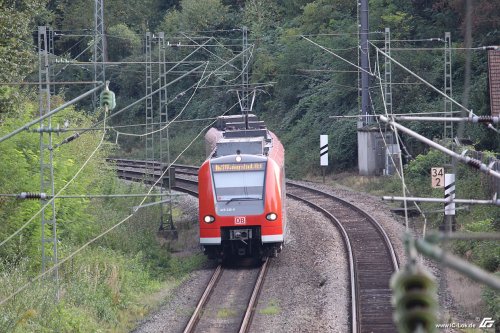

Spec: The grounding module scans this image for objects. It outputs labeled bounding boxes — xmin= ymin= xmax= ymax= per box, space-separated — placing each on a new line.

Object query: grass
xmin=0 ymin=176 xmax=206 ymax=333
xmin=303 ymin=170 xmax=403 ymax=197
xmin=216 ymin=308 xmax=237 ymax=318
xmin=259 ymin=299 xmax=281 ymax=315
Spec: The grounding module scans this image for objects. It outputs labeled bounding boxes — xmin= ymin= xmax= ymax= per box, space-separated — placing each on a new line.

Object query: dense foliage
xmin=0 ymin=0 xmax=499 ymax=330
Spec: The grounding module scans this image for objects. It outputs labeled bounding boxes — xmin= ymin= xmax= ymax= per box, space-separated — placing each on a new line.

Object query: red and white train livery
xmin=198 ymin=115 xmax=286 ymax=260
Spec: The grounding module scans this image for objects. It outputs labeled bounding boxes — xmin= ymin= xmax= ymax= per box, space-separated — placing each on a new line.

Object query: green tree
xmin=0 ymin=0 xmax=50 ymax=82
xmin=106 ymin=24 xmax=141 ymax=61
xmin=160 ymin=0 xmax=230 ymax=34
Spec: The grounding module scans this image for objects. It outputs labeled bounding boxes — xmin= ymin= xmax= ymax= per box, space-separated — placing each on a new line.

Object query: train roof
xmin=205 ymin=114 xmax=281 ymax=161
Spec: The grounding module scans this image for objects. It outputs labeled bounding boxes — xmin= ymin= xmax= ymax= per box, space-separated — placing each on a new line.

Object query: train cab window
xmin=212 ymin=164 xmax=265 ymax=202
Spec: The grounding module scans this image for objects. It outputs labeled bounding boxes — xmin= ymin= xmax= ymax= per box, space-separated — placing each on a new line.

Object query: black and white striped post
xmin=320 ymin=135 xmax=328 ymax=183
xmin=444 ymin=173 xmax=456 ymax=232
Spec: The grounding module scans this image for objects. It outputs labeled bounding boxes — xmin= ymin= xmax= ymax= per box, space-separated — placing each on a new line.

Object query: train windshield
xmin=211 ymin=162 xmax=266 ymax=202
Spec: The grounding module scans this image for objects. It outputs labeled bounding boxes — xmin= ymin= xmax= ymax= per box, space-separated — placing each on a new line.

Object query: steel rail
xmin=287 ymin=181 xmax=399 ymax=333
xmin=288 ymin=181 xmax=400 ymax=270
xmin=239 ymin=258 xmax=269 ymax=333
xmin=183 ymin=265 xmax=223 ymax=333
xmin=111 ymin=159 xmax=269 ymax=332
xmin=286 ymin=191 xmax=358 ymax=333
xmin=111 ymin=159 xmax=399 ymax=331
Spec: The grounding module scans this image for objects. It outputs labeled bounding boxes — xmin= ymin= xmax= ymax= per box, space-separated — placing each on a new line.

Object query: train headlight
xmin=203 ymin=215 xmax=215 ymax=223
xmin=266 ymin=213 xmax=278 ymax=221
xmin=235 ymin=155 xmax=242 ymax=162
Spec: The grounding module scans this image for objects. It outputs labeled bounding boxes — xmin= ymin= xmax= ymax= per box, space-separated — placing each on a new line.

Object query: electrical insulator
xmin=100 ymin=90 xmax=116 ymax=110
xmin=390 ymin=265 xmax=438 ymax=333
xmin=17 ymin=192 xmax=48 ymax=200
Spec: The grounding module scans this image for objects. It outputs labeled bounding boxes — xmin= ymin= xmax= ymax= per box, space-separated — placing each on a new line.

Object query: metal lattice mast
xmin=48 ymin=28 xmax=56 ymax=96
xmin=359 ymin=0 xmax=371 ymax=126
xmin=38 ymin=26 xmax=59 ymax=298
xmin=444 ymin=32 xmax=453 ymax=140
xmin=93 ymin=0 xmax=106 ymax=109
xmin=241 ymin=26 xmax=249 ymax=113
xmin=145 ymin=32 xmax=154 ymax=163
xmin=158 ymin=32 xmax=174 ymax=230
xmin=384 ymin=28 xmax=393 ymax=115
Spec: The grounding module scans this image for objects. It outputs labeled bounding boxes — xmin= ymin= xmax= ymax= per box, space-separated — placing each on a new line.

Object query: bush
xmin=481 ymin=273 xmax=500 ymax=331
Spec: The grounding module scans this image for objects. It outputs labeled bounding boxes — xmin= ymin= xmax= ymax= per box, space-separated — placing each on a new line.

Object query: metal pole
xmin=384 ymin=28 xmax=392 ymax=116
xmin=93 ymin=0 xmax=106 ymax=111
xmin=242 ymin=26 xmax=249 ymax=129
xmin=392 ymin=115 xmax=499 ymax=123
xmin=158 ymin=32 xmax=174 ymax=231
xmin=415 ymin=238 xmax=500 ymax=290
xmin=145 ymin=32 xmax=154 ymax=164
xmin=382 ymin=196 xmax=500 ymax=205
xmin=38 ymin=26 xmax=59 ymax=300
xmin=444 ymin=32 xmax=453 ymax=140
xmin=359 ymin=0 xmax=370 ymax=126
xmin=0 ymin=84 xmax=104 ymax=143
xmin=379 ymin=115 xmax=500 ymax=180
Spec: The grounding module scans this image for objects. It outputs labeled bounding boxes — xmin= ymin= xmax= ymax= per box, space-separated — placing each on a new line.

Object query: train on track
xmin=198 ymin=114 xmax=286 ymax=261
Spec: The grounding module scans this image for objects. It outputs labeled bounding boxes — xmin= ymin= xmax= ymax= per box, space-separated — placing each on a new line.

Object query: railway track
xmin=110 ymin=158 xmax=399 ymax=332
xmin=107 ymin=158 xmax=199 ymax=195
xmin=110 ymin=158 xmax=268 ymax=331
xmin=184 ymin=259 xmax=269 ymax=333
xmin=287 ymin=181 xmax=399 ymax=333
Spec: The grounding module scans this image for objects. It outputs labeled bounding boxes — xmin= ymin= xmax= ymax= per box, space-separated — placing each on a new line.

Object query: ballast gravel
xmin=133 ymin=180 xmax=464 ymax=332
xmin=250 ymin=198 xmax=349 ymax=333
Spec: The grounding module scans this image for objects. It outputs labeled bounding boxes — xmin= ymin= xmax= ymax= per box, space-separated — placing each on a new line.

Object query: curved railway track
xmin=110 ymin=159 xmax=399 ymax=332
xmin=287 ymin=181 xmax=399 ymax=333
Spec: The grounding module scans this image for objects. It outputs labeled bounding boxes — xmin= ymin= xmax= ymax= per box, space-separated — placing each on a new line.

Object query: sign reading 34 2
xmin=431 ymin=167 xmax=444 ymax=188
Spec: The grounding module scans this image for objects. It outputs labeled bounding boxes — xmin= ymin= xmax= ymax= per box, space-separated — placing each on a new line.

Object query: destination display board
xmin=212 ymin=162 xmax=266 ymax=173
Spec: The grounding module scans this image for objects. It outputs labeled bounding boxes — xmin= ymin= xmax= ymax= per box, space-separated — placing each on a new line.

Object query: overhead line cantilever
xmin=0 ymin=84 xmax=104 ymax=143
xmin=380 ymin=115 xmax=500 ymax=180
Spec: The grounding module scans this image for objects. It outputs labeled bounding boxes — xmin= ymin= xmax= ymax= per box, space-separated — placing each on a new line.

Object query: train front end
xmin=198 ymin=154 xmax=284 ymax=260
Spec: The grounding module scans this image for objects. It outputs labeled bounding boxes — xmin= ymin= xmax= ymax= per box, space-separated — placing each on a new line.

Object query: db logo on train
xmin=234 ymin=216 xmax=246 ymax=224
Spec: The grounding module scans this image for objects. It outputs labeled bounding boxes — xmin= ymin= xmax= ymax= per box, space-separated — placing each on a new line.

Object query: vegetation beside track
xmin=0 ymin=97 xmax=205 ymax=332
xmin=1 ymin=0 xmax=499 ymax=330
xmin=311 ymin=149 xmax=499 ymax=321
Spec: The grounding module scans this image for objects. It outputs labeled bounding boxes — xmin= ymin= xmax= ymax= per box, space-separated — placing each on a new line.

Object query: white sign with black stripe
xmin=444 ymin=173 xmax=455 ymax=216
xmin=320 ymin=135 xmax=328 ymax=166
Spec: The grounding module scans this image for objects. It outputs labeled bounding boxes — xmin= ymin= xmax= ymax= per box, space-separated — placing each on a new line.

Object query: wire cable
xmin=0 ymin=100 xmax=241 ymax=307
xmin=0 ymin=100 xmax=109 ymax=249
xmin=372 ymin=51 xmax=428 ymax=235
xmin=301 ymin=35 xmax=379 ymax=79
xmin=111 ymin=62 xmax=209 ymax=138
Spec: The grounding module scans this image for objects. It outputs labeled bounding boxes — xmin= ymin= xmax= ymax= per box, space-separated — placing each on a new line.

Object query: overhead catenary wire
xmin=56 ymin=36 xmax=254 ymax=147
xmin=112 ymin=62 xmax=209 ymax=138
xmin=301 ymin=35 xmax=379 ymax=79
xmin=0 ymin=99 xmax=241 ymax=307
xmin=53 ymin=62 xmax=207 ymax=149
xmin=371 ymin=53 xmax=417 ymax=233
xmin=0 ymin=193 xmax=187 ymax=199
xmin=107 ymin=44 xmax=254 ymax=138
xmin=379 ymin=115 xmax=500 ymax=180
xmin=371 ymin=43 xmax=484 ymax=119
xmin=0 ymin=83 xmax=104 ymax=144
xmin=0 ymin=91 xmax=109 ymax=249
xmin=180 ymin=33 xmax=240 ymax=72
xmin=0 ymin=81 xmax=100 ymax=85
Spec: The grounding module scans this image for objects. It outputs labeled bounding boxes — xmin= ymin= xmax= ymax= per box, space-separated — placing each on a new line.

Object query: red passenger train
xmin=198 ymin=115 xmax=286 ymax=260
